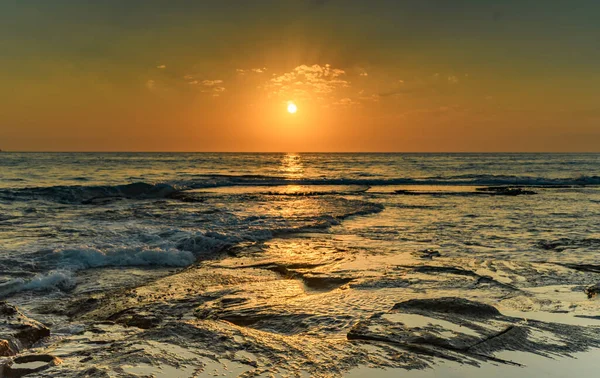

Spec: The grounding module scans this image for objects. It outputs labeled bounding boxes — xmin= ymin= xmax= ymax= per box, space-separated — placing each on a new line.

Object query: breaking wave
xmin=0 ymin=270 xmax=76 ymax=297
xmin=0 ymin=182 xmax=178 ymax=204
xmin=46 ymin=247 xmax=197 ymax=269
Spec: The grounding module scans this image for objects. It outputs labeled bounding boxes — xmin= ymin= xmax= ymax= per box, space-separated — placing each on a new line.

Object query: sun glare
xmin=287 ymin=102 xmax=298 ymax=114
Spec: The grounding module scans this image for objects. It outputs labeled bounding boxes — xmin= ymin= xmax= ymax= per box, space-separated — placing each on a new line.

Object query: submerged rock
xmin=392 ymin=297 xmax=501 ymax=318
xmin=394 ymin=187 xmax=536 ymax=196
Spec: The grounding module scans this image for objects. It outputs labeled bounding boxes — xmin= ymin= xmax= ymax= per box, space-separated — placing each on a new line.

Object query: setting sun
xmin=287 ymin=102 xmax=297 ymax=114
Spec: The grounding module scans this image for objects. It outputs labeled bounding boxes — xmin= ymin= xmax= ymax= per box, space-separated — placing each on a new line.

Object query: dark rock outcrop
xmin=0 ymin=302 xmax=50 ymax=357
xmin=392 ymin=297 xmax=501 ymax=318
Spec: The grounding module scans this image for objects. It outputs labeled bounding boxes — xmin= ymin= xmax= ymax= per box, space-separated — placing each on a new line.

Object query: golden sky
xmin=1 ymin=1 xmax=599 ymax=152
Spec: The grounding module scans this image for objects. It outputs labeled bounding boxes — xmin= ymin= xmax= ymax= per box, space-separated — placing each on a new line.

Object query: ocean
xmin=1 ymin=152 xmax=600 ymax=376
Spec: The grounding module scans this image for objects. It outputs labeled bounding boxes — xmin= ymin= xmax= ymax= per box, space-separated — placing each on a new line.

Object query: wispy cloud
xmin=200 ymin=80 xmax=225 ymax=96
xmin=183 ymin=76 xmax=226 ymax=96
xmin=333 ymin=97 xmax=359 ymax=107
xmin=267 ymin=64 xmax=349 ymax=101
xmin=156 ymin=64 xmax=166 ymax=69
xmin=202 ymin=80 xmax=224 ymax=86
xmin=237 ymin=67 xmax=267 ymax=75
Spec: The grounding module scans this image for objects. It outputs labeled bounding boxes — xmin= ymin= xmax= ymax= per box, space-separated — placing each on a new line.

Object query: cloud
xmin=202 ymin=80 xmax=224 ymax=86
xmin=197 ymin=80 xmax=225 ymax=96
xmin=208 ymin=86 xmax=226 ymax=97
xmin=448 ymin=75 xmax=459 ymax=84
xmin=237 ymin=67 xmax=267 ymax=75
xmin=359 ymin=70 xmax=368 ymax=77
xmin=157 ymin=65 xmax=166 ymax=69
xmin=145 ymin=79 xmax=156 ymax=90
xmin=333 ymin=98 xmax=359 ymax=107
xmin=267 ymin=64 xmax=349 ymax=100
xmin=183 ymin=77 xmax=226 ymax=96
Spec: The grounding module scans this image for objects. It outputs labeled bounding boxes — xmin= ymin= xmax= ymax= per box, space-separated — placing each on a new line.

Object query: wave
xmin=43 ymin=246 xmax=196 ymax=269
xmin=1 ymin=175 xmax=598 ymax=203
xmin=0 ymin=182 xmax=178 ymax=204
xmin=0 ymin=270 xmax=76 ymax=297
xmin=0 ymin=192 xmax=383 ymax=298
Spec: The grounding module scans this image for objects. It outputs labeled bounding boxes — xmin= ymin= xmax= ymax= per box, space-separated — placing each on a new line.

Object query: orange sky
xmin=1 ymin=1 xmax=599 ymax=152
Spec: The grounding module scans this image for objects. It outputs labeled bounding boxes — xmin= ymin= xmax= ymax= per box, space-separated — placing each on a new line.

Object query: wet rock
xmin=392 ymin=297 xmax=501 ymax=318
xmin=0 ymin=340 xmax=11 ymax=356
xmin=75 ymin=367 xmax=110 ymax=377
xmin=561 ymin=263 xmax=600 ymax=273
xmin=1 ymin=354 xmax=62 ymax=377
xmin=107 ymin=309 xmax=162 ymax=329
xmin=584 ymin=283 xmax=600 ymax=299
xmin=259 ymin=263 xmax=353 ymax=290
xmin=400 ymin=265 xmax=518 ymax=291
xmin=394 ymin=187 xmax=536 ymax=196
xmin=537 ymin=238 xmax=600 ymax=252
xmin=475 ymin=187 xmax=537 ymax=196
xmin=64 ymin=297 xmax=101 ymax=318
xmin=348 ymin=298 xmax=600 ymax=368
xmin=0 ymin=302 xmax=50 ymax=357
xmin=302 ymin=275 xmax=354 ymax=290
xmin=413 ymin=249 xmax=441 ymax=259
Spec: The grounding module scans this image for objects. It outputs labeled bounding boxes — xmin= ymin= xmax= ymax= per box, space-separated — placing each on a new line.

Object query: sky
xmin=1 ymin=0 xmax=599 ymax=152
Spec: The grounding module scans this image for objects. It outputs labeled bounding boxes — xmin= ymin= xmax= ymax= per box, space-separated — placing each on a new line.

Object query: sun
xmin=287 ymin=102 xmax=297 ymax=114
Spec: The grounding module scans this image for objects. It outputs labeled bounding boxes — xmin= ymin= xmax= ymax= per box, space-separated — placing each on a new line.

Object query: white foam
xmin=53 ymin=247 xmax=196 ymax=269
xmin=0 ymin=270 xmax=76 ymax=296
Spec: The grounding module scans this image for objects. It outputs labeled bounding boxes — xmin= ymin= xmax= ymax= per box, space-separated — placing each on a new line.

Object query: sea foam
xmin=0 ymin=270 xmax=76 ymax=297
xmin=51 ymin=247 xmax=196 ymax=269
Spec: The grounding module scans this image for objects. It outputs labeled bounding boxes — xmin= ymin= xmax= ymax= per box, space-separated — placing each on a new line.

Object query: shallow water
xmin=1 ymin=153 xmax=600 ymax=376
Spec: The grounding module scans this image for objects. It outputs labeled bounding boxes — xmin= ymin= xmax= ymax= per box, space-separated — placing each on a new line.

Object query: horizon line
xmin=1 ymin=151 xmax=600 ymax=154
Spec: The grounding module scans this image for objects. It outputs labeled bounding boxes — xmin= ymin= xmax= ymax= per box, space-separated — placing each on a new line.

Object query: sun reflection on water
xmin=280 ymin=153 xmax=304 ymax=179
